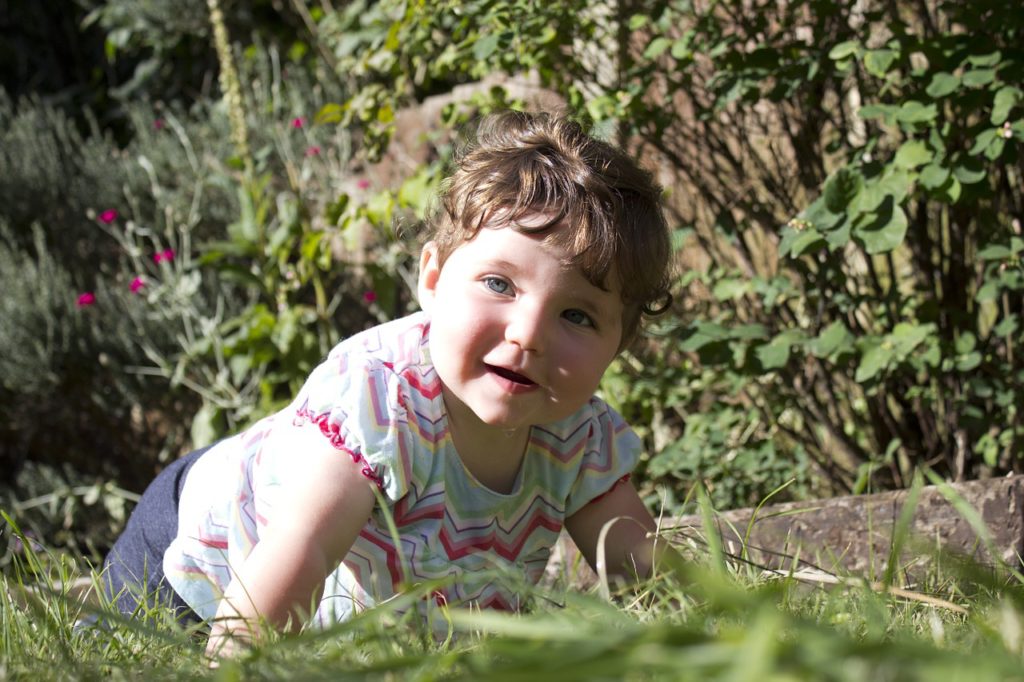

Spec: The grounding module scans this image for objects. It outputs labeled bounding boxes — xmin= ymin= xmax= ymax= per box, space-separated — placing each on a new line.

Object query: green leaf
xmin=878 ymin=168 xmax=912 ymax=204
xmin=802 ymin=196 xmax=845 ymax=231
xmin=953 ymin=157 xmax=986 ymax=184
xmin=756 ymin=341 xmax=790 ymax=370
xmin=228 ymin=191 xmax=260 ymax=245
xmin=864 ymin=49 xmax=898 ymax=78
xmin=976 ymin=280 xmax=1000 ymax=302
xmin=985 ymin=137 xmax=1006 ymax=161
xmin=828 ymin=40 xmax=860 ymax=60
xmin=473 ymin=32 xmax=501 ymax=61
xmin=671 ymin=37 xmax=693 ymax=60
xmin=918 ymin=163 xmax=950 ymax=190
xmin=266 ymin=222 xmax=294 ymax=257
xmin=998 ymin=268 xmax=1024 ymax=291
xmin=962 ymin=68 xmax=996 ymax=88
xmin=992 ymin=86 xmax=1021 ymax=125
xmin=858 ymin=104 xmax=895 ymax=121
xmin=823 ymin=167 xmax=863 ymax=212
xmin=680 ymin=322 xmax=731 ymax=352
xmin=978 ymin=432 xmax=999 ymax=468
xmin=895 ymin=101 xmax=937 ymax=124
xmin=969 ymin=129 xmax=999 ymax=155
xmin=955 ymin=331 xmax=977 ymax=355
xmin=956 ymin=351 xmax=982 ymax=372
xmin=398 ymin=167 xmax=436 ymax=212
xmin=365 ymin=191 xmax=394 ymax=226
xmin=756 ymin=330 xmax=807 ymax=370
xmin=943 ymin=175 xmax=962 ymax=203
xmin=779 ymin=226 xmax=824 ymax=258
xmin=644 ymin=37 xmax=672 ymax=59
xmin=300 ymin=231 xmax=327 ymax=263
xmin=731 ymin=323 xmax=770 ymax=340
xmin=855 ymin=180 xmax=890 ymax=214
xmin=856 ymin=343 xmax=892 ymax=382
xmin=890 ymin=322 xmax=934 ymax=356
xmin=856 ymin=196 xmax=908 ymax=254
xmin=628 ymin=14 xmax=648 ymax=30
xmin=967 ymin=51 xmax=1001 ymax=67
xmin=824 ymin=219 xmax=852 ymax=250
xmin=712 ymin=278 xmax=749 ymax=301
xmin=926 ymin=72 xmax=960 ymax=98
xmin=894 ymin=140 xmax=933 ymax=169
xmin=994 ymin=315 xmax=1019 ymax=337
xmin=856 ymin=104 xmax=897 ymax=125
xmin=315 ymin=102 xmax=344 ymax=124
xmin=978 ymin=244 xmax=1012 ymax=260
xmin=810 ymin=321 xmax=854 ymax=358
xmin=384 ymin=20 xmax=401 ymax=51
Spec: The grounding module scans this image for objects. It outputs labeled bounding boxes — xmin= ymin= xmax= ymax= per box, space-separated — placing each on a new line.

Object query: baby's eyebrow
xmin=479 ymin=258 xmax=521 ymax=272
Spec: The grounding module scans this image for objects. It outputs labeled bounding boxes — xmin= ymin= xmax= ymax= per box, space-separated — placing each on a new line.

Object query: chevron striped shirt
xmin=163 ymin=312 xmax=640 ymax=626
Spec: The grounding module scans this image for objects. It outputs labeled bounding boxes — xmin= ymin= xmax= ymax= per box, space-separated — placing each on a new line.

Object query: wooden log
xmin=546 ymin=475 xmax=1024 ymax=586
xmin=669 ymin=475 xmax=1024 ymax=576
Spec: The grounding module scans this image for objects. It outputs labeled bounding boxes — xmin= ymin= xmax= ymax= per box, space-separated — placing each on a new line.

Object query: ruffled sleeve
xmin=563 ymin=401 xmax=643 ymax=517
xmin=292 ymin=351 xmax=417 ymax=504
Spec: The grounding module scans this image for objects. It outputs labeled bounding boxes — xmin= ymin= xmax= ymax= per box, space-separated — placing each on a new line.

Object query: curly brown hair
xmin=425 ymin=110 xmax=673 ymax=349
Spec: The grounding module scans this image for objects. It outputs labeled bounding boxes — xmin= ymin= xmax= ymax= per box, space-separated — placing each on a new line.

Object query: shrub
xmin=299 ymin=0 xmax=1024 ymax=510
xmin=0 ymin=214 xmax=195 ymax=493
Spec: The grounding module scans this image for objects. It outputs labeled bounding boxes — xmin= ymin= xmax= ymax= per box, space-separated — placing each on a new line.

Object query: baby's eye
xmin=563 ymin=309 xmax=594 ymax=327
xmin=483 ymin=276 xmax=511 ymax=295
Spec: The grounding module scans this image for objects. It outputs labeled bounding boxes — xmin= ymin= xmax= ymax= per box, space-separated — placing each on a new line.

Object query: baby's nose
xmin=505 ymin=306 xmax=546 ymax=353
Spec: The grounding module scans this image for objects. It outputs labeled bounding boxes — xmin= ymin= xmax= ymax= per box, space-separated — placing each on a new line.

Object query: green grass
xmin=4 ymin=517 xmax=1024 ymax=681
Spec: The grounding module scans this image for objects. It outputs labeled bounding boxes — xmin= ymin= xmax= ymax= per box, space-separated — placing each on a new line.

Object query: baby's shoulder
xmin=326 ymin=311 xmax=430 ymax=368
xmin=297 ymin=311 xmax=441 ymax=421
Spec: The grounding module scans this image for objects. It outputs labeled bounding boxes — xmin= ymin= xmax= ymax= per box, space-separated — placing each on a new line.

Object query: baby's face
xmin=418 ymin=219 xmax=624 ymax=436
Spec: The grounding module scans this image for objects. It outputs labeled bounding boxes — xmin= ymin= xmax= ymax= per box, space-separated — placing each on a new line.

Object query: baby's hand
xmin=204 ymin=617 xmax=253 ymax=664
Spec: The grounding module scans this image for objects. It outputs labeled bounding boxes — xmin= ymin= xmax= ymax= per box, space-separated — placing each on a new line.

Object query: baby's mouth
xmin=486 ymin=364 xmax=536 ymax=386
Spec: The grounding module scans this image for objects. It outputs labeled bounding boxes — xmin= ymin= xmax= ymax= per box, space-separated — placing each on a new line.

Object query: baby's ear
xmin=417 ymin=241 xmax=441 ymax=313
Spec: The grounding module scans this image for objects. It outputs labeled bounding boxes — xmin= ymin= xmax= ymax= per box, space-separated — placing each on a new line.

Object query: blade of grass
xmin=882 ymin=469 xmax=924 ymax=589
xmin=696 ymin=483 xmax=727 ymax=576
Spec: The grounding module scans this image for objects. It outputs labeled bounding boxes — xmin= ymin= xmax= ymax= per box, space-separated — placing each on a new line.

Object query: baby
xmin=102 ymin=110 xmax=674 ymax=655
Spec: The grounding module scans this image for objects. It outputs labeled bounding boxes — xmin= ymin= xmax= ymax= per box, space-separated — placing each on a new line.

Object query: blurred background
xmin=1 ymin=0 xmax=1021 ymax=570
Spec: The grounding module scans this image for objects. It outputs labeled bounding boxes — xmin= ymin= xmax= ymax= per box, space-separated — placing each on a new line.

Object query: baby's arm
xmin=563 ymin=480 xmax=666 ymax=583
xmin=205 ymin=437 xmax=376 ymax=659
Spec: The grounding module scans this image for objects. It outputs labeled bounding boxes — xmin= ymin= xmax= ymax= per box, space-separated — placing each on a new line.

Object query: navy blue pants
xmin=102 ymin=447 xmax=209 ymax=623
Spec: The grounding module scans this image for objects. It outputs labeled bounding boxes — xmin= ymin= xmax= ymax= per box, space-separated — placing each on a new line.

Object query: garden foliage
xmin=304 ymin=0 xmax=1024 ymax=508
xmin=0 ymin=4 xmax=404 ymax=562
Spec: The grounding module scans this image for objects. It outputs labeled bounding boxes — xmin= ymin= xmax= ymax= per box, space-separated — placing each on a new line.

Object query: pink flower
xmin=153 ymin=248 xmax=176 ymax=264
xmin=130 ymin=276 xmax=145 ymax=293
xmin=305 ymin=145 xmax=321 ymax=157
xmin=76 ymin=292 xmax=96 ymax=307
xmin=291 ymin=117 xmax=306 ymax=129
xmin=98 ymin=209 xmax=118 ymax=224
xmin=362 ymin=290 xmax=378 ymax=304
xmin=356 ymin=178 xmax=371 ymax=190
xmin=153 ymin=118 xmax=166 ymax=130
